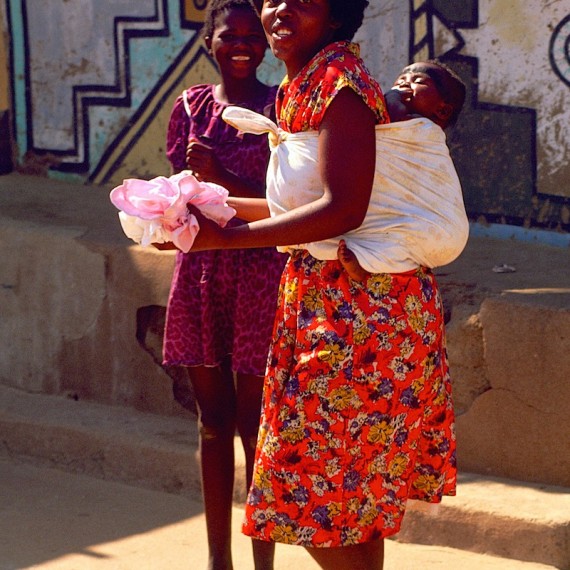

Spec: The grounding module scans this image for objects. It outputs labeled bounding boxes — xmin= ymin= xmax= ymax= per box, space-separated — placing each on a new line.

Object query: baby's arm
xmin=337 ymin=240 xmax=370 ymax=282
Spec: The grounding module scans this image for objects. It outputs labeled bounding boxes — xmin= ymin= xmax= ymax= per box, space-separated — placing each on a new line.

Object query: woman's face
xmin=207 ymin=7 xmax=268 ymax=81
xmin=261 ymin=0 xmax=340 ymax=78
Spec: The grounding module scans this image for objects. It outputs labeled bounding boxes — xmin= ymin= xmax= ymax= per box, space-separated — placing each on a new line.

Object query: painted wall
xmin=0 ymin=4 xmax=7 ymax=110
xmin=0 ymin=3 xmax=11 ymax=174
xmin=2 ymin=0 xmax=569 ymax=230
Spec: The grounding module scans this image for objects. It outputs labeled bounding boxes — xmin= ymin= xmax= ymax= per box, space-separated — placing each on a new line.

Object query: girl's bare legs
xmin=236 ymin=373 xmax=276 ymax=570
xmin=185 ymin=359 xmax=237 ymax=570
xmin=305 ymin=539 xmax=384 ymax=570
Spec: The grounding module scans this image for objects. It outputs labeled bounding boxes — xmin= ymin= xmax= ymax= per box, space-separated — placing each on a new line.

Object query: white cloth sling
xmin=223 ymin=106 xmax=469 ymax=273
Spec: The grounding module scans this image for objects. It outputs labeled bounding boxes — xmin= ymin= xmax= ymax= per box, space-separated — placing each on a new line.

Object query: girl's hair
xmin=329 ymin=0 xmax=370 ymax=41
xmin=202 ymin=0 xmax=259 ymax=39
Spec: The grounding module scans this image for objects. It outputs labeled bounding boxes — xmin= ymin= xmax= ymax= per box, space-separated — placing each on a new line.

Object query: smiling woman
xmin=184 ymin=2 xmax=459 ymax=569
xmin=261 ymin=0 xmax=342 ymax=78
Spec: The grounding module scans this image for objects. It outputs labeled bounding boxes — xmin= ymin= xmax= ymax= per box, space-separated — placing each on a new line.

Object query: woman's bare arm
xmin=227 ymin=197 xmax=271 ymax=222
xmin=190 ymin=87 xmax=376 ymax=251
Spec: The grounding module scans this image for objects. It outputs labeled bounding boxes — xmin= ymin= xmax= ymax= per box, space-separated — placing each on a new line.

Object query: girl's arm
xmin=166 ymin=94 xmax=264 ymax=198
xmin=191 ymin=87 xmax=376 ymax=250
xmin=186 ymin=139 xmax=265 ymax=198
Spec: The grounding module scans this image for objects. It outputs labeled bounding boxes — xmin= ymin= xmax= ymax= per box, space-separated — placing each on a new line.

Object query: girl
xmin=162 ymin=1 xmax=284 ymax=568
xmin=191 ymin=1 xmax=456 ymax=569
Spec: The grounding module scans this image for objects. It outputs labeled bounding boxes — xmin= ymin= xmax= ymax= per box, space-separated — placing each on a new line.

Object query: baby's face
xmin=391 ymin=63 xmax=445 ymax=121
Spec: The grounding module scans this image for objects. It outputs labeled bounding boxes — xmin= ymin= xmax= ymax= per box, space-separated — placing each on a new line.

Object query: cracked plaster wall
xmin=455 ymin=297 xmax=570 ymax=487
xmin=0 ymin=213 xmax=190 ymax=418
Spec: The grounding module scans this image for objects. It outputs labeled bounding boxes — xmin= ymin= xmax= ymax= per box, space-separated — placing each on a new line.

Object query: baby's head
xmin=389 ymin=60 xmax=466 ymax=129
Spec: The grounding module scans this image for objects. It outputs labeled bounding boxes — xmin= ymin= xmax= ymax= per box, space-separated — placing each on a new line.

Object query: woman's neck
xmin=284 ymin=40 xmax=344 ymax=81
xmin=214 ymin=79 xmax=265 ymax=105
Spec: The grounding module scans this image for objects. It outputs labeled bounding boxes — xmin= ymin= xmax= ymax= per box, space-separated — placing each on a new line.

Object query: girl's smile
xmin=207 ymin=7 xmax=268 ymax=80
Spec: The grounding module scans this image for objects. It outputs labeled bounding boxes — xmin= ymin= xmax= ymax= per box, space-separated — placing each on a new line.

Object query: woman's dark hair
xmin=202 ymin=0 xmax=259 ymax=39
xmin=329 ymin=0 xmax=370 ymax=41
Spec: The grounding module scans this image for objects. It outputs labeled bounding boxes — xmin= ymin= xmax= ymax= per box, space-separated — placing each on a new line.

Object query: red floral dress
xmin=242 ymin=42 xmax=456 ymax=547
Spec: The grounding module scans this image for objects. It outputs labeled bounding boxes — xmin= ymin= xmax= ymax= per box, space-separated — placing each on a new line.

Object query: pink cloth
xmin=109 ymin=170 xmax=236 ymax=252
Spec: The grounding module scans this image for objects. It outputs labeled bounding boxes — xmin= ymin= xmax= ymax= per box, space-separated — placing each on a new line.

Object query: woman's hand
xmin=227 ymin=197 xmax=271 ymax=222
xmin=152 ymin=241 xmax=179 ymax=251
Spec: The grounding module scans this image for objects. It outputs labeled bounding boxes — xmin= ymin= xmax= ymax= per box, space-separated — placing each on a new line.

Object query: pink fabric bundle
xmin=109 ymin=171 xmax=236 ymax=252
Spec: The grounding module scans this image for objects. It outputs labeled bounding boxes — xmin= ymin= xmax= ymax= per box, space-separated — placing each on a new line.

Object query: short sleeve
xmin=166 ymin=94 xmax=190 ymax=173
xmin=277 ymin=41 xmax=389 ymax=133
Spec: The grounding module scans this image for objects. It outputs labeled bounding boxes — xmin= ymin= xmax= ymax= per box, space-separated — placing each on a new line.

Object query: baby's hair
xmin=420 ymin=59 xmax=466 ymax=127
xmin=202 ymin=0 xmax=260 ymax=39
xmin=329 ymin=0 xmax=370 ymax=41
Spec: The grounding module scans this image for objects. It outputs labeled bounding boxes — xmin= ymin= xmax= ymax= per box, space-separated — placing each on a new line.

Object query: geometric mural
xmin=12 ymin=0 xmax=170 ymax=170
xmin=358 ymin=0 xmax=539 ymax=224
xmin=356 ymin=0 xmax=568 ymax=229
xmin=551 ymin=13 xmax=570 ymax=88
xmin=6 ymin=0 xmax=212 ymax=180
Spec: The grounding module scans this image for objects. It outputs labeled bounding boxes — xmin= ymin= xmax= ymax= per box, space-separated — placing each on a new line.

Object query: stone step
xmin=396 ymin=475 xmax=569 ymax=568
xmin=1 ymin=384 xmax=568 ymax=568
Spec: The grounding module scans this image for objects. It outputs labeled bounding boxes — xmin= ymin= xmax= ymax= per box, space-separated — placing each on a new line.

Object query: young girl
xmin=191 ymin=1 xmax=456 ymax=569
xmin=162 ymin=1 xmax=284 ymax=568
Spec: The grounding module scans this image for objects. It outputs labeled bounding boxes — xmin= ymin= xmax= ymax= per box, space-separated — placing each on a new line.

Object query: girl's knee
xmin=197 ymin=415 xmax=235 ymax=441
xmin=199 ymin=423 xmax=224 ymax=441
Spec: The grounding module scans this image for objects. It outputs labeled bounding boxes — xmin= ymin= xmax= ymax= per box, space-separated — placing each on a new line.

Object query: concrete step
xmin=396 ymin=476 xmax=569 ymax=568
xmin=1 ymin=384 xmax=568 ymax=568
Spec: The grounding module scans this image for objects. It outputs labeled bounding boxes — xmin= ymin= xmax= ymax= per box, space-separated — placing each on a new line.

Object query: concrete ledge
xmin=398 ymin=474 xmax=570 ymax=569
xmin=1 ymin=385 xmax=568 ymax=568
xmin=0 ymin=385 xmax=204 ymax=497
xmin=456 ymin=295 xmax=570 ymax=487
xmin=0 ymin=173 xmax=185 ymax=417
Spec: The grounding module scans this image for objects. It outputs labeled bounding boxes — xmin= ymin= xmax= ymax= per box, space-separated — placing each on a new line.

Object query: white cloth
xmin=223 ymin=106 xmax=469 ymax=273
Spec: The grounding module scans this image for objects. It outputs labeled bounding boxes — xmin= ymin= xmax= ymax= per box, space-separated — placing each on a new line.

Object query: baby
xmin=338 ymin=59 xmax=467 ymax=281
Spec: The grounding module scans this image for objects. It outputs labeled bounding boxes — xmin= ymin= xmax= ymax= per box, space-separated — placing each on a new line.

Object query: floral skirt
xmin=242 ymin=250 xmax=456 ymax=547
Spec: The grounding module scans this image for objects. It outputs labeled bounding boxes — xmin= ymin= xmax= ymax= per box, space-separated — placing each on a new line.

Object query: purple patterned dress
xmin=163 ymin=84 xmax=286 ymax=375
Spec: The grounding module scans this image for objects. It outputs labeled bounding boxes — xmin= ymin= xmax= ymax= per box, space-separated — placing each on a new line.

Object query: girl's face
xmin=261 ymin=0 xmax=340 ymax=78
xmin=206 ymin=7 xmax=268 ymax=81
